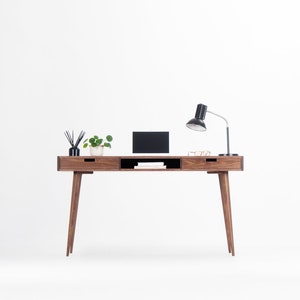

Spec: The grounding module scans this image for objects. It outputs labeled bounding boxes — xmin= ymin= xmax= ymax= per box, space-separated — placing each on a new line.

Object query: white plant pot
xmin=89 ymin=145 xmax=104 ymax=156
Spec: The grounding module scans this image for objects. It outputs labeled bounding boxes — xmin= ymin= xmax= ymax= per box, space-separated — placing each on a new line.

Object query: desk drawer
xmin=57 ymin=156 xmax=120 ymax=171
xmin=181 ymin=156 xmax=243 ymax=171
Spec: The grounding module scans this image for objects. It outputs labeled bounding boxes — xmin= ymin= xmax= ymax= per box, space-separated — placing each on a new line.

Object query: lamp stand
xmin=207 ymin=111 xmax=238 ymax=156
xmin=218 ymin=126 xmax=238 ymax=156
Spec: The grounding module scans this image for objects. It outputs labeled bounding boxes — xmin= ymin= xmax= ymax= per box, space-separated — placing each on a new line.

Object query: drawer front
xmin=181 ymin=156 xmax=243 ymax=171
xmin=57 ymin=156 xmax=120 ymax=171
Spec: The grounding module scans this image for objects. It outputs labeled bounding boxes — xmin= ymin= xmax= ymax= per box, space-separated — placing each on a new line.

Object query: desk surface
xmin=57 ymin=155 xmax=244 ymax=172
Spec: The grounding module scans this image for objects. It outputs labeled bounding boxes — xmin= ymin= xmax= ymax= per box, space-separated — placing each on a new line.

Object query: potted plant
xmin=83 ymin=134 xmax=113 ymax=156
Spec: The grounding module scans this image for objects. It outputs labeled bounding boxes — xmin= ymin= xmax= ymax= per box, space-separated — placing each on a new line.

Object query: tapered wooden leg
xmin=218 ymin=172 xmax=235 ymax=256
xmin=66 ymin=172 xmax=83 ymax=256
xmin=219 ymin=177 xmax=231 ymax=253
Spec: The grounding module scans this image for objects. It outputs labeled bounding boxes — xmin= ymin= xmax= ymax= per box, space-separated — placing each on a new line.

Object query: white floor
xmin=1 ymin=245 xmax=300 ymax=300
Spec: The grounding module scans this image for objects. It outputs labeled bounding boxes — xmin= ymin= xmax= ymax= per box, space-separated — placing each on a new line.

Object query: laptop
xmin=132 ymin=131 xmax=169 ymax=153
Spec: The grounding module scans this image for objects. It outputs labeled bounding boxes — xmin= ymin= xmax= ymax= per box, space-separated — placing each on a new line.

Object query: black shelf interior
xmin=120 ymin=158 xmax=181 ymax=169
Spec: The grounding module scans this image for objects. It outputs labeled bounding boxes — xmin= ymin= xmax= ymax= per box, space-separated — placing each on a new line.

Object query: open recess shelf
xmin=120 ymin=158 xmax=181 ymax=169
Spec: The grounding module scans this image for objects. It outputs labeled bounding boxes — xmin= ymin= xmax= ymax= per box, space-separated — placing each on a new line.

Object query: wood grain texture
xmin=218 ymin=172 xmax=235 ymax=256
xmin=58 ymin=156 xmax=244 ymax=172
xmin=58 ymin=156 xmax=120 ymax=171
xmin=181 ymin=156 xmax=243 ymax=171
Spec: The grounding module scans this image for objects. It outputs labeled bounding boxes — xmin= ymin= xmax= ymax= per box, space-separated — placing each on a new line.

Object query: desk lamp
xmin=186 ymin=103 xmax=238 ymax=156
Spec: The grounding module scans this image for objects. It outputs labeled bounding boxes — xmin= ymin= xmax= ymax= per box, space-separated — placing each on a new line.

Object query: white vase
xmin=89 ymin=145 xmax=104 ymax=156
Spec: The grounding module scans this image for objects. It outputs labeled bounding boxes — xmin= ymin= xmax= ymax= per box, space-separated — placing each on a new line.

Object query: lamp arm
xmin=207 ymin=110 xmax=229 ymax=127
xmin=207 ymin=110 xmax=230 ymax=155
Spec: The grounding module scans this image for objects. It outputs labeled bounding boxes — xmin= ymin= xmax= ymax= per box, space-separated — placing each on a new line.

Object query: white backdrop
xmin=1 ymin=0 xmax=300 ymax=299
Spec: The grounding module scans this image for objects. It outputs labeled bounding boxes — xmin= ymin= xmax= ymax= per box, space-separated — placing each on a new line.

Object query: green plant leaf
xmin=84 ymin=135 xmax=112 ymax=148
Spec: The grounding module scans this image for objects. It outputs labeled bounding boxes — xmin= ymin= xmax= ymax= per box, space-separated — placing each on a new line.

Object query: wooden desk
xmin=57 ymin=155 xmax=244 ymax=256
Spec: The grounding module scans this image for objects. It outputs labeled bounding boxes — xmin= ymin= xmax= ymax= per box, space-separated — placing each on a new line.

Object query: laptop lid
xmin=132 ymin=131 xmax=169 ymax=153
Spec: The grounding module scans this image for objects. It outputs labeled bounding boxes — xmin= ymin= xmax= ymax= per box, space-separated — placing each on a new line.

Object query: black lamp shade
xmin=186 ymin=104 xmax=207 ymax=131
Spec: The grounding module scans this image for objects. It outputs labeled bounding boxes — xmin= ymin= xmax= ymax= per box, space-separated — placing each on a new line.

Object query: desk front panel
xmin=58 ymin=156 xmax=243 ymax=172
xmin=181 ymin=156 xmax=243 ymax=171
xmin=57 ymin=156 xmax=120 ymax=171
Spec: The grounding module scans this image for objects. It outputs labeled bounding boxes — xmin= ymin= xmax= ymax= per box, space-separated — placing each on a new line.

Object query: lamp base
xmin=218 ymin=153 xmax=239 ymax=156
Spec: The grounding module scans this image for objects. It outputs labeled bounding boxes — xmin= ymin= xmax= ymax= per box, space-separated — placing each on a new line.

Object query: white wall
xmin=1 ymin=0 xmax=300 ymax=258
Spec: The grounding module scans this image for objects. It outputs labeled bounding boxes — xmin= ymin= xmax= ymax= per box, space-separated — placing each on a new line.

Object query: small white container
xmin=89 ymin=145 xmax=104 ymax=156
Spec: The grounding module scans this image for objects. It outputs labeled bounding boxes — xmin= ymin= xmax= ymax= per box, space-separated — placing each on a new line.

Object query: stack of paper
xmin=134 ymin=162 xmax=166 ymax=169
